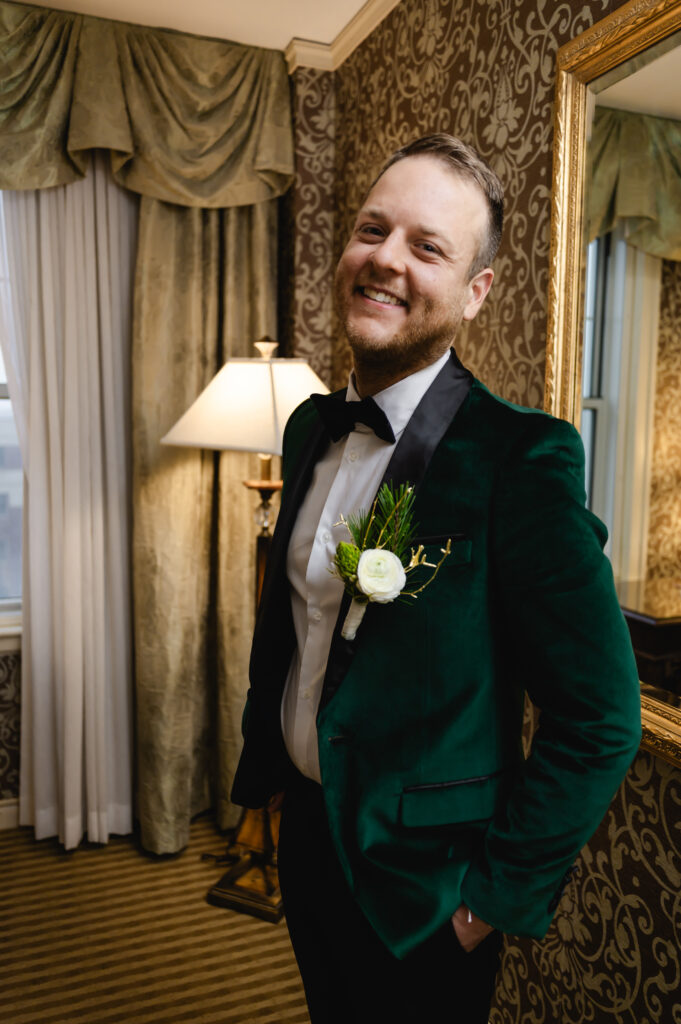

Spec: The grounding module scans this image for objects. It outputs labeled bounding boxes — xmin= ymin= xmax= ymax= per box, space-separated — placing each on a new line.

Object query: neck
xmin=352 ymin=366 xmax=413 ymax=398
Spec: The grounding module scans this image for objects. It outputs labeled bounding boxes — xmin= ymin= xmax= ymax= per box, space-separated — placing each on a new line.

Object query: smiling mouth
xmin=359 ymin=286 xmax=407 ymax=307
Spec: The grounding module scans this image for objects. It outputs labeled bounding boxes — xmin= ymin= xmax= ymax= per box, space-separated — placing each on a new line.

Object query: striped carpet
xmin=1 ymin=816 xmax=310 ymax=1023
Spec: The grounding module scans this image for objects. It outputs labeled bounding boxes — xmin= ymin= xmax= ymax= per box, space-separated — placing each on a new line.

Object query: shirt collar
xmin=346 ymin=349 xmax=452 ymax=440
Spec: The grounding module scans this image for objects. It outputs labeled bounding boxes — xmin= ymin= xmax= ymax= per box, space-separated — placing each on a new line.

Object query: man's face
xmin=334 ymin=155 xmax=494 ymax=378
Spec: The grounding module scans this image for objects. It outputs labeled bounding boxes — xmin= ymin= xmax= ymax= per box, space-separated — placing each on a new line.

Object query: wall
xmin=295 ymin=0 xmax=626 ymax=406
xmin=493 ymin=746 xmax=681 ymax=1023
xmin=287 ymin=0 xmax=681 ymax=1020
xmin=0 ymin=647 xmax=20 ymax=800
xmin=286 ymin=66 xmax=336 ymax=385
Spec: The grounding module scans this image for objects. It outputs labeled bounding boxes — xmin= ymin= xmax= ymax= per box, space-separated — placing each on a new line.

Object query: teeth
xmin=362 ymin=287 xmax=405 ymax=306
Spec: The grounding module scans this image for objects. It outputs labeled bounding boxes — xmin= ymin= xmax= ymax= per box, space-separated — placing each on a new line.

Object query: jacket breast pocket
xmin=412 ymin=534 xmax=472 ymax=568
xmin=399 ymin=770 xmax=506 ymax=828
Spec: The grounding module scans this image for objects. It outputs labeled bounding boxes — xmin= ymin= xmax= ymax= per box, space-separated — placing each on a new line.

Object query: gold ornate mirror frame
xmin=545 ymin=0 xmax=681 ymax=769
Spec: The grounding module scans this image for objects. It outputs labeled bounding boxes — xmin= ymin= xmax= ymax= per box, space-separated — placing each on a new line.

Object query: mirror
xmin=546 ymin=0 xmax=681 ymax=768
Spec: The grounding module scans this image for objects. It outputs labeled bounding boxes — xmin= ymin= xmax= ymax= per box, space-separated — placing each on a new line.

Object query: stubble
xmin=338 ymin=289 xmax=465 ymax=381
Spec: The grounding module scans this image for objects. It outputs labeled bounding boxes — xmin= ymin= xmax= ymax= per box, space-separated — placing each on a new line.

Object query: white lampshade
xmin=161 ymin=354 xmax=328 ymax=455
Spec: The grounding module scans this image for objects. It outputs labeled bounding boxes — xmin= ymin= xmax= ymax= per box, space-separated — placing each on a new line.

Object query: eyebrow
xmin=415 ymin=223 xmax=448 ymax=241
xmin=359 ymin=208 xmax=453 ymax=246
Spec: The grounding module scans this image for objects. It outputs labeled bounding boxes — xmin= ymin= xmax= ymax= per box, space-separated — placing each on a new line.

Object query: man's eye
xmin=358 ymin=224 xmax=383 ymax=237
xmin=418 ymin=242 xmax=440 ymax=254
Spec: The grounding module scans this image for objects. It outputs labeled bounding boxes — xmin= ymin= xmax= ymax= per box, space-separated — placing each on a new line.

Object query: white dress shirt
xmin=280 ymin=350 xmax=451 ymax=782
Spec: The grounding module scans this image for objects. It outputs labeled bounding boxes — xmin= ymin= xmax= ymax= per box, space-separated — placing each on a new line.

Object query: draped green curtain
xmin=134 ymin=198 xmax=279 ymax=851
xmin=0 ymin=1 xmax=293 ymax=852
xmin=588 ymin=107 xmax=681 ymax=260
xmin=0 ymin=2 xmax=292 ymax=202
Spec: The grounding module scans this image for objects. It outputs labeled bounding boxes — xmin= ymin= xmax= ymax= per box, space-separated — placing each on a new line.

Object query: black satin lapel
xmin=317 ymin=590 xmax=354 ymax=713
xmin=318 ymin=350 xmax=473 ymax=713
xmin=379 ymin=349 xmax=473 ymax=493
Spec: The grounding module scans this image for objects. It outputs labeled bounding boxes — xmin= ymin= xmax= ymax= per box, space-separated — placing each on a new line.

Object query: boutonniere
xmin=331 ymin=481 xmax=452 ymax=640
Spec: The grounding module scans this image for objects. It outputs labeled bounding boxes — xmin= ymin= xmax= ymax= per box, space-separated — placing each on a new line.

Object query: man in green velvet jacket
xmin=231 ymin=134 xmax=641 ymax=1023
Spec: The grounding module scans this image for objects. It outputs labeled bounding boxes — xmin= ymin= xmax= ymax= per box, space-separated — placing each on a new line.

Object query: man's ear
xmin=462 ymin=268 xmax=494 ymax=322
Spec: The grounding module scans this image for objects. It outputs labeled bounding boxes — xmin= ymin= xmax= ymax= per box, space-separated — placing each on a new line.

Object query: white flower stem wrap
xmin=357 ymin=549 xmax=406 ymax=602
xmin=341 ymin=599 xmax=367 ymax=640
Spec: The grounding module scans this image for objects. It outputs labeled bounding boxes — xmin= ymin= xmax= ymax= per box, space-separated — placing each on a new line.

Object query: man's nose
xmin=370 ymin=233 xmax=406 ymax=274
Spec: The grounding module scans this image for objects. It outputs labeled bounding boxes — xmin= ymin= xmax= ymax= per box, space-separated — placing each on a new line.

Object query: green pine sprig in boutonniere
xmin=331 ymin=482 xmax=452 ymax=640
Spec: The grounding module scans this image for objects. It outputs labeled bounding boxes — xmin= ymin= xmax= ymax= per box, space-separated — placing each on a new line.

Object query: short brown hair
xmin=372 ymin=134 xmax=504 ymax=277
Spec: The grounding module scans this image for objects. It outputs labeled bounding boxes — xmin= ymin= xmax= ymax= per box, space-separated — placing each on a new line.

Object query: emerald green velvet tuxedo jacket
xmin=231 ymin=350 xmax=642 ymax=959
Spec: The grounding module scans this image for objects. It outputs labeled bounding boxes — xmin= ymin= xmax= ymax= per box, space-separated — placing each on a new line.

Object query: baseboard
xmin=0 ymin=798 xmax=19 ymax=830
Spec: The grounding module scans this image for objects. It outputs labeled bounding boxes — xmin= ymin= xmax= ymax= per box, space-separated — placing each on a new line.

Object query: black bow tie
xmin=311 ymin=391 xmax=396 ymax=444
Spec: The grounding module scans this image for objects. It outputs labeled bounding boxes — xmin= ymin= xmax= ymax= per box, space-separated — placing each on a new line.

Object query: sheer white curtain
xmin=0 ymin=152 xmax=137 ymax=848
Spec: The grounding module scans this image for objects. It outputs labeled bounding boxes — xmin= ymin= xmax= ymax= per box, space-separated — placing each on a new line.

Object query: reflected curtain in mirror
xmin=588 ymin=108 xmax=681 ymax=258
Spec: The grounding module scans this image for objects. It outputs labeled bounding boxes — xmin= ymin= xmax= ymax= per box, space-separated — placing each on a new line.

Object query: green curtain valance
xmin=587 ymin=107 xmax=681 ymax=260
xmin=0 ymin=1 xmax=293 ymax=206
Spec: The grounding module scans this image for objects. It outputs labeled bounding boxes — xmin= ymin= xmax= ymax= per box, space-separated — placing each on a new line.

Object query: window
xmin=0 ymin=357 xmax=22 ymax=604
xmin=0 ymin=197 xmax=23 ymax=607
xmin=580 ymin=226 xmax=661 ymax=582
xmin=581 ymin=233 xmax=611 ymax=512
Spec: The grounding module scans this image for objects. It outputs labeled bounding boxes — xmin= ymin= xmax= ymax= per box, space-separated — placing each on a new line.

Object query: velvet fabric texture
xmin=133 ymin=197 xmax=279 ymax=852
xmin=0 ymin=2 xmax=293 ymax=205
xmin=233 ymin=354 xmax=642 ymax=957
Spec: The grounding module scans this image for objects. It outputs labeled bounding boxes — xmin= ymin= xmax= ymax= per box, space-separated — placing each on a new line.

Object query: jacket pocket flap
xmin=399 ymin=772 xmax=503 ymax=827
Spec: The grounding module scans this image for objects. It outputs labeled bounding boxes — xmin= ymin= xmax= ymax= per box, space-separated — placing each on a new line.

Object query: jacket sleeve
xmin=461 ymin=415 xmax=641 ymax=937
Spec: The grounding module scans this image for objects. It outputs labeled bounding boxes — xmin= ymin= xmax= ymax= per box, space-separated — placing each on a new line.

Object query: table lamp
xmin=161 ymin=337 xmax=329 ymax=920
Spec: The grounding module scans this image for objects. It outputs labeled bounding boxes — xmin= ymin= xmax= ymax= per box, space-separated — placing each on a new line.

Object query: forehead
xmin=360 ymin=155 xmax=488 ymax=242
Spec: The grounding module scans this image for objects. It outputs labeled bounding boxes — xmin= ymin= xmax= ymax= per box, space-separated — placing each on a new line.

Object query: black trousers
xmin=277 ymin=771 xmax=503 ymax=1024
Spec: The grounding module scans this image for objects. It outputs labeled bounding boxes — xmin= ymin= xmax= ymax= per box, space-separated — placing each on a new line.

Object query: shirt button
xmin=322 ymin=530 xmax=331 ymax=544
xmin=348 ymin=450 xmax=358 ymax=462
xmin=312 ymin=609 xmax=322 ymax=622
xmin=301 ymin=689 xmax=311 ymax=701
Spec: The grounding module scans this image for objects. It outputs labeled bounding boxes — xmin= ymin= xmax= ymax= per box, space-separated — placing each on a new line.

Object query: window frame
xmin=580 ymin=226 xmax=661 ymax=582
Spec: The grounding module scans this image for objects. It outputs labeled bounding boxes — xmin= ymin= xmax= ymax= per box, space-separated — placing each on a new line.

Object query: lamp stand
xmin=245 ymin=453 xmax=282 ymax=616
xmin=206 ymin=454 xmax=284 ymax=923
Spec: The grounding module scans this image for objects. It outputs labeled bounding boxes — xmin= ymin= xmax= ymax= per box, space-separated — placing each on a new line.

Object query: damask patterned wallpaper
xmin=647 ymin=258 xmax=681 ymax=581
xmin=0 ymin=650 xmax=20 ymax=799
xmin=331 ymin=0 xmax=622 ymax=405
xmin=492 ymin=749 xmax=681 ymax=1024
xmin=285 ymin=67 xmax=336 ymax=386
xmin=290 ymin=0 xmax=628 ymax=403
xmin=285 ymin=1 xmax=681 ymax=1021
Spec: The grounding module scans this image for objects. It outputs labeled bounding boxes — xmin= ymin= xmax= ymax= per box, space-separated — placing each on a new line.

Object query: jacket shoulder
xmin=465 ymin=380 xmax=583 ymax=453
xmin=468 ymin=379 xmax=572 ymax=426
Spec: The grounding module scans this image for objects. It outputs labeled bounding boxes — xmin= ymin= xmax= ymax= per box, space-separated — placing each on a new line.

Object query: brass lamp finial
xmin=254 ymin=337 xmax=278 ymax=360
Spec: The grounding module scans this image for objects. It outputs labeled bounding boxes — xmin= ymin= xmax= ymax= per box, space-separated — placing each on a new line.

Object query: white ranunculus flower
xmin=356 ymin=549 xmax=406 ymax=603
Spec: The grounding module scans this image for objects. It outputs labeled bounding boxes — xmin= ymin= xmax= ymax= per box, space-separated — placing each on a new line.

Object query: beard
xmin=339 ymin=290 xmax=465 ymax=379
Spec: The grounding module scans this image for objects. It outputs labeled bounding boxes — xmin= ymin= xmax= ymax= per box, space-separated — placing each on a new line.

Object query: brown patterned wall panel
xmin=0 ymin=651 xmax=20 ymax=799
xmin=331 ymin=0 xmax=618 ymax=402
xmin=288 ymin=67 xmax=336 ymax=388
xmin=647 ymin=258 xmax=681 ymax=582
xmin=491 ymin=749 xmax=681 ymax=1024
